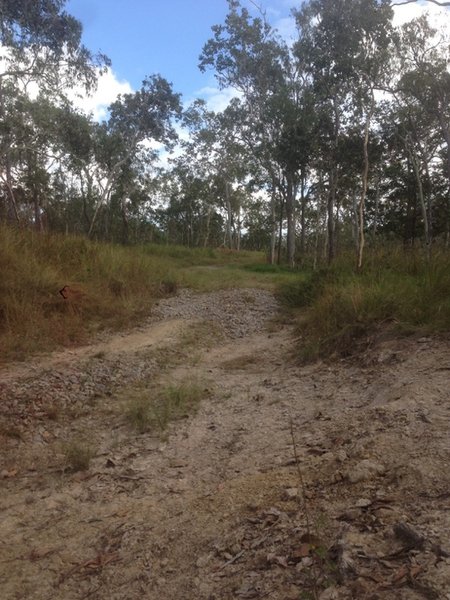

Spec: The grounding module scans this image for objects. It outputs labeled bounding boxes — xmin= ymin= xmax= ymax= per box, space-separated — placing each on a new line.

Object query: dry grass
xmin=0 ymin=226 xmax=269 ymax=363
xmin=278 ymin=248 xmax=450 ymax=361
xmin=62 ymin=440 xmax=95 ymax=472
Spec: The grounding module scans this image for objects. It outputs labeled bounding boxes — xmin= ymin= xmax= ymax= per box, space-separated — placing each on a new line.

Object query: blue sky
xmin=65 ymin=0 xmax=449 ymax=120
xmin=66 ymin=0 xmax=231 ymax=96
xmin=65 ymin=0 xmax=296 ymax=113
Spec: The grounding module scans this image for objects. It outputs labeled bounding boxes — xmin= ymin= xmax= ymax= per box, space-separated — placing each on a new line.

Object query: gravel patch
xmin=152 ymin=288 xmax=278 ymax=339
xmin=0 ymin=288 xmax=279 ymax=429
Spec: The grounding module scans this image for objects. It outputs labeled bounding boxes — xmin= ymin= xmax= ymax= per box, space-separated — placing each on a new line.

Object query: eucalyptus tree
xmin=0 ymin=0 xmax=108 ymax=223
xmin=378 ymin=96 xmax=445 ymax=249
xmin=379 ymin=15 xmax=450 ymax=249
xmin=200 ymin=0 xmax=313 ymax=266
xmin=181 ymin=98 xmax=250 ymax=249
xmin=294 ymin=0 xmax=393 ymax=267
xmin=87 ymin=75 xmax=182 ymax=237
xmin=395 ymin=15 xmax=450 ymax=188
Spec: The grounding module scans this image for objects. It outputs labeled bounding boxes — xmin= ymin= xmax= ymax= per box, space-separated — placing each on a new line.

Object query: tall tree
xmin=294 ymin=0 xmax=393 ymax=266
xmin=200 ymin=0 xmax=311 ymax=266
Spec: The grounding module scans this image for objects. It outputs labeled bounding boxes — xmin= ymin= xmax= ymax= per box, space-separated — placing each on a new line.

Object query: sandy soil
xmin=1 ymin=288 xmax=449 ymax=600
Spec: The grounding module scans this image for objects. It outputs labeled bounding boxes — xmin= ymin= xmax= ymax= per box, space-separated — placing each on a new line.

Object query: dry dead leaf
xmin=392 ymin=564 xmax=409 ymax=584
xmin=266 ymin=553 xmax=288 ymax=568
xmin=290 ymin=543 xmax=312 ymax=561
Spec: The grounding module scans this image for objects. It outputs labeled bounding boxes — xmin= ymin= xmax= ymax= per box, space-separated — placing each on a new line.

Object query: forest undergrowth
xmin=279 ymin=246 xmax=450 ymax=361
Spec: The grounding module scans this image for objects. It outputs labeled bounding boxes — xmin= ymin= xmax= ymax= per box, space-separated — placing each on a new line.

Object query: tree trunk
xmin=357 ymin=113 xmax=370 ymax=270
xmin=313 ymin=172 xmax=325 ymax=271
xmin=327 ymin=169 xmax=336 ymax=265
xmin=277 ymin=197 xmax=284 ymax=265
xmin=236 ymin=201 xmax=241 ymax=251
xmin=285 ymin=172 xmax=296 ymax=268
xmin=436 ymin=118 xmax=450 ymax=243
xmin=204 ymin=205 xmax=212 ymax=247
xmin=33 ymin=187 xmax=43 ymax=232
xmin=270 ymin=181 xmax=277 ymax=265
xmin=407 ymin=138 xmax=430 ymax=258
xmin=224 ymin=180 xmax=233 ymax=249
xmin=327 ymin=95 xmax=341 ymax=265
xmin=121 ymin=195 xmax=129 ymax=244
xmin=372 ymin=175 xmax=380 ymax=240
xmin=352 ymin=191 xmax=358 ymax=248
xmin=300 ymin=170 xmax=306 ymax=258
xmin=0 ymin=78 xmax=20 ymax=224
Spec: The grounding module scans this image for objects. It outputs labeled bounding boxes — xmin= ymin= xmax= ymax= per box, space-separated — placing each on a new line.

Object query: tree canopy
xmin=1 ymin=0 xmax=449 ymax=265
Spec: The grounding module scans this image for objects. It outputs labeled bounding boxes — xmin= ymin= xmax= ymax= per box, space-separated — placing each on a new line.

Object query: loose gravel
xmin=151 ymin=288 xmax=278 ymax=338
xmin=0 ymin=288 xmax=279 ymax=429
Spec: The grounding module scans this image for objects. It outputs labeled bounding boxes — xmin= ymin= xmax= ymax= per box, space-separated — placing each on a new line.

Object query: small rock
xmin=196 ymin=553 xmax=213 ymax=568
xmin=286 ymin=585 xmax=301 ymax=599
xmin=319 ymin=587 xmax=339 ymax=600
xmin=282 ymin=487 xmax=298 ymax=501
xmin=355 ymin=497 xmax=372 ymax=508
xmin=335 ymin=449 xmax=348 ymax=463
xmin=331 ymin=471 xmax=344 ymax=483
xmin=346 ymin=459 xmax=385 ymax=483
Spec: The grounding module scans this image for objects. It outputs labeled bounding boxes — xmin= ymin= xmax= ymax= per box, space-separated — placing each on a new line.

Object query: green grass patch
xmin=180 ymin=263 xmax=300 ymax=291
xmin=125 ymin=380 xmax=210 ymax=433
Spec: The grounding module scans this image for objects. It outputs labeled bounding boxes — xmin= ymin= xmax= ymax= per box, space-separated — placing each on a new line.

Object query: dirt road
xmin=1 ymin=288 xmax=449 ymax=599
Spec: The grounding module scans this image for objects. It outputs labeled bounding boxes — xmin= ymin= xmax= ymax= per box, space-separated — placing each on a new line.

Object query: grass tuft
xmin=125 ymin=380 xmax=210 ymax=433
xmin=62 ymin=440 xmax=94 ymax=472
xmin=0 ymin=226 xmax=269 ymax=362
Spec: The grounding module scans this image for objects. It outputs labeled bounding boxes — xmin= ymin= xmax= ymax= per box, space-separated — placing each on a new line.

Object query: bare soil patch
xmin=1 ymin=288 xmax=449 ymax=599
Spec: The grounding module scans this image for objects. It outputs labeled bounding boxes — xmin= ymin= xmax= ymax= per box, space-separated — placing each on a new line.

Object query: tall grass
xmin=0 ymin=227 xmax=269 ymax=362
xmin=278 ymin=248 xmax=450 ymax=361
xmin=0 ymin=227 xmax=176 ymax=361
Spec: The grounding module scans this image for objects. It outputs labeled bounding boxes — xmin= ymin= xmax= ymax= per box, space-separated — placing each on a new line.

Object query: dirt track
xmin=1 ymin=288 xmax=449 ymax=599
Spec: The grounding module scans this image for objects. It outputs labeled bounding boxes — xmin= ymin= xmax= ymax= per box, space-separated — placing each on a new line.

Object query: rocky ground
xmin=1 ymin=287 xmax=449 ymax=600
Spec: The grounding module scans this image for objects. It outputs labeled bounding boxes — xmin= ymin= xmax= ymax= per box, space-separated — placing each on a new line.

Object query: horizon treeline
xmin=1 ymin=0 xmax=449 ymax=267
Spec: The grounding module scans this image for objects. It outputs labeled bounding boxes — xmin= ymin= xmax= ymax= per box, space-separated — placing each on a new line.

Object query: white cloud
xmin=392 ymin=0 xmax=450 ymax=28
xmin=70 ymin=67 xmax=133 ymax=121
xmin=195 ymin=85 xmax=242 ymax=112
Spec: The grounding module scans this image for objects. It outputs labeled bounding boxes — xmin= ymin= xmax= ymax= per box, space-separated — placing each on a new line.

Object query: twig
xmin=215 ymin=549 xmax=246 ymax=571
